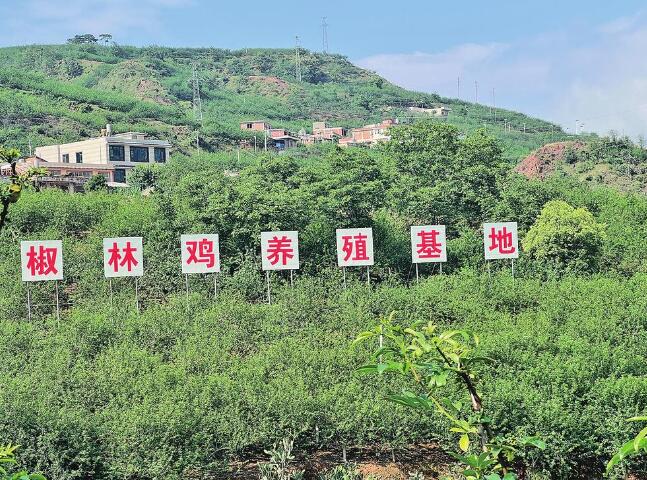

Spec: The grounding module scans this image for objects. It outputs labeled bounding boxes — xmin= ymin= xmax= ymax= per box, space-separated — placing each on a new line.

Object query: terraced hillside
xmin=0 ymin=43 xmax=567 ymax=158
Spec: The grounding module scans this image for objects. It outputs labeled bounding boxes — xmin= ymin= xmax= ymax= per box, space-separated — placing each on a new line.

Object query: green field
xmin=2 ymin=118 xmax=647 ymax=478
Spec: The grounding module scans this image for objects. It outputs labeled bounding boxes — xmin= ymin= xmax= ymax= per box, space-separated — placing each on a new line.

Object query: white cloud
xmin=355 ymin=12 xmax=647 ymax=139
xmin=0 ymin=0 xmax=192 ymax=45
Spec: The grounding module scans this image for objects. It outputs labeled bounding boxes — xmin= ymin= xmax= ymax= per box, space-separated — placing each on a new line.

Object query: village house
xmin=20 ymin=125 xmax=172 ymax=191
xmin=240 ymin=120 xmax=272 ymax=132
xmin=338 ymin=119 xmax=398 ymax=147
xmin=239 ymin=121 xmax=299 ymax=151
xmin=407 ymin=105 xmax=451 ymax=117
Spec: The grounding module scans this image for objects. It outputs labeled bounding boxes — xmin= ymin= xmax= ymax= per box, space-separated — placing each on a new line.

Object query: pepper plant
xmin=354 ymin=312 xmax=545 ymax=480
xmin=606 ymin=416 xmax=647 ymax=475
xmin=0 ymin=444 xmax=46 ymax=480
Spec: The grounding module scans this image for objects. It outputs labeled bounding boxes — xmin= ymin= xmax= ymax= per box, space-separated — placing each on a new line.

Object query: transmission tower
xmin=295 ymin=36 xmax=302 ymax=82
xmin=191 ymin=63 xmax=203 ymax=149
xmin=321 ymin=17 xmax=329 ymax=53
xmin=192 ymin=63 xmax=203 ymax=124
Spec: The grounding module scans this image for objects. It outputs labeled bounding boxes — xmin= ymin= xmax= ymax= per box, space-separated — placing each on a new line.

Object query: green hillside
xmin=0 ymin=43 xmax=566 ymax=158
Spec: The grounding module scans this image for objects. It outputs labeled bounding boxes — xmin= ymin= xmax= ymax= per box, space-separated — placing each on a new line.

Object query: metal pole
xmin=214 ymin=273 xmax=218 ymax=299
xmin=185 ymin=274 xmax=190 ymax=313
xmin=343 ymin=267 xmax=346 ymax=289
xmin=135 ymin=277 xmax=140 ymax=314
xmin=55 ymin=280 xmax=61 ymax=325
xmin=26 ymin=283 xmax=31 ymax=321
xmin=266 ymin=270 xmax=271 ymax=305
xmin=290 ymin=269 xmax=294 ymax=288
xmin=366 ymin=266 xmax=370 ymax=286
xmin=109 ymin=279 xmax=113 ymax=308
xmin=440 ymin=263 xmax=443 ymax=274
xmin=415 ymin=263 xmax=419 ymax=284
xmin=511 ymin=259 xmax=515 ymax=280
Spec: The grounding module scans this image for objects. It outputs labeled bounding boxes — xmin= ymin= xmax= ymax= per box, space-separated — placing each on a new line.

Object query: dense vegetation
xmin=560 ymin=135 xmax=647 ymax=192
xmin=1 ymin=121 xmax=646 ymax=478
xmin=0 ymin=44 xmax=567 ymax=159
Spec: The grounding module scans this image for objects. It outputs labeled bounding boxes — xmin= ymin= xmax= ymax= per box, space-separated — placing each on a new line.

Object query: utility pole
xmin=575 ymin=120 xmax=579 ymax=135
xmin=457 ymin=76 xmax=460 ymax=99
xmin=295 ymin=36 xmax=302 ymax=82
xmin=474 ymin=80 xmax=478 ymax=104
xmin=492 ymin=88 xmax=496 ymax=123
xmin=321 ymin=17 xmax=329 ymax=53
xmin=192 ymin=63 xmax=203 ymax=150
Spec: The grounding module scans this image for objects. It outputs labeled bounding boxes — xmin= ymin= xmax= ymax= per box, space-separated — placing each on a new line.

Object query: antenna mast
xmin=295 ymin=36 xmax=302 ymax=82
xmin=192 ymin=63 xmax=203 ymax=149
xmin=321 ymin=17 xmax=329 ymax=53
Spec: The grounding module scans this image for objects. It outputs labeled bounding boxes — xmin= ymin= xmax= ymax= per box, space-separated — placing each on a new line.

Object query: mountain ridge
xmin=0 ymin=43 xmax=566 ymax=158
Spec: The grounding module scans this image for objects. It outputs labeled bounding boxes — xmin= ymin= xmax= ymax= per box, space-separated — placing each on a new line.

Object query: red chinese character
xmin=186 ymin=239 xmax=215 ymax=268
xmin=266 ymin=235 xmax=294 ymax=266
xmin=342 ymin=233 xmax=369 ymax=261
xmin=108 ymin=241 xmax=139 ymax=272
xmin=416 ymin=229 xmax=443 ymax=259
xmin=488 ymin=227 xmax=516 ymax=254
xmin=26 ymin=245 xmax=58 ymax=276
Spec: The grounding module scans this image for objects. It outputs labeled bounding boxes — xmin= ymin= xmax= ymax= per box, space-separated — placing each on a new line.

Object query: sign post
xmin=483 ymin=222 xmax=519 ymax=278
xmin=103 ymin=237 xmax=144 ymax=313
xmin=20 ymin=240 xmax=64 ymax=321
xmin=261 ymin=231 xmax=299 ymax=305
xmin=181 ymin=234 xmax=221 ymax=310
xmin=336 ymin=228 xmax=374 ymax=286
xmin=410 ymin=225 xmax=447 ymax=283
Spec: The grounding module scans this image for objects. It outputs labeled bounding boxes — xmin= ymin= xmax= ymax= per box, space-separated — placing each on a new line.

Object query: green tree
xmin=66 ymin=34 xmax=98 ymax=44
xmin=523 ymin=200 xmax=605 ymax=274
xmin=0 ymin=147 xmax=45 ymax=233
xmin=98 ymin=33 xmax=113 ymax=45
xmin=84 ymin=174 xmax=108 ymax=192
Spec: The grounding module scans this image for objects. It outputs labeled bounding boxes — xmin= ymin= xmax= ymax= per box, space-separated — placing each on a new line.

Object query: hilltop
xmin=517 ymin=136 xmax=647 ymax=193
xmin=0 ymin=43 xmax=566 ymax=158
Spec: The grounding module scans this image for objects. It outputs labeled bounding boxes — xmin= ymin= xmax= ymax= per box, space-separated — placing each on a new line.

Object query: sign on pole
xmin=103 ymin=237 xmax=144 ymax=277
xmin=411 ymin=225 xmax=447 ymax=263
xmin=261 ymin=231 xmax=299 ymax=270
xmin=181 ymin=234 xmax=220 ymax=274
xmin=483 ymin=222 xmax=519 ymax=260
xmin=336 ymin=228 xmax=374 ymax=267
xmin=20 ymin=240 xmax=63 ymax=282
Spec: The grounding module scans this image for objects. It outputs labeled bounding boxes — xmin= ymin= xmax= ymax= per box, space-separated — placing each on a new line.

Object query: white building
xmin=34 ymin=125 xmax=172 ymax=184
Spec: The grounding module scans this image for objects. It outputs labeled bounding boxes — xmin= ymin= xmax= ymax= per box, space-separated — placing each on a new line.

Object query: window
xmin=75 ymin=152 xmax=83 ymax=163
xmin=247 ymin=123 xmax=253 ymax=129
xmin=109 ymin=145 xmax=125 ymax=162
xmin=114 ymin=168 xmax=126 ymax=183
xmin=154 ymin=147 xmax=166 ymax=163
xmin=62 ymin=154 xmax=69 ymax=163
xmin=130 ymin=146 xmax=149 ymax=162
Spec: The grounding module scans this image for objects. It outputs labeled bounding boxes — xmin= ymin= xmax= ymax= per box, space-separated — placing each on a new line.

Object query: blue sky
xmin=2 ymin=0 xmax=647 ymax=137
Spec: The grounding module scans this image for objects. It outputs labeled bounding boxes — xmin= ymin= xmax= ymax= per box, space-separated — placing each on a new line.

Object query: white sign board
xmin=20 ymin=240 xmax=64 ymax=282
xmin=261 ymin=231 xmax=299 ymax=271
xmin=336 ymin=228 xmax=374 ymax=267
xmin=103 ymin=237 xmax=144 ymax=278
xmin=181 ymin=234 xmax=220 ymax=274
xmin=411 ymin=225 xmax=447 ymax=263
xmin=483 ymin=222 xmax=519 ymax=260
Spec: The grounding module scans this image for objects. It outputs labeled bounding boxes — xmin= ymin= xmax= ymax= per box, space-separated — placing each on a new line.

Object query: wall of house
xmin=35 ymin=138 xmax=108 ymax=164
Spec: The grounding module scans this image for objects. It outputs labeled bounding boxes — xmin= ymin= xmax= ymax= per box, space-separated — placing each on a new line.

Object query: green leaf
xmin=459 ymin=434 xmax=470 ymax=452
xmin=484 ymin=474 xmax=501 ymax=480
